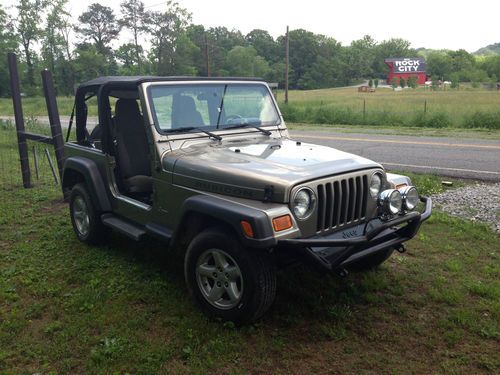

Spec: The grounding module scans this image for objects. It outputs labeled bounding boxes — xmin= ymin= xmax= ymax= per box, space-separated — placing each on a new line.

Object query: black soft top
xmin=77 ymin=76 xmax=265 ymax=90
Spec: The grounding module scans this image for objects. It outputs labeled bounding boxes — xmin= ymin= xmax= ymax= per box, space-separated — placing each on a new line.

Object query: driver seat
xmin=113 ymin=99 xmax=152 ymax=194
xmin=171 ymin=94 xmax=204 ymax=128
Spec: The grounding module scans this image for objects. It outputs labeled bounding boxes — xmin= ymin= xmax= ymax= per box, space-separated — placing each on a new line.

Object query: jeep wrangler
xmin=62 ymin=77 xmax=432 ymax=324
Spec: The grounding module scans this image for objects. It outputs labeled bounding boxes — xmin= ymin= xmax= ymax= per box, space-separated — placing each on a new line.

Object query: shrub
xmin=374 ymin=78 xmax=379 ymax=88
xmin=463 ymin=111 xmax=500 ymax=129
xmin=391 ymin=77 xmax=398 ymax=89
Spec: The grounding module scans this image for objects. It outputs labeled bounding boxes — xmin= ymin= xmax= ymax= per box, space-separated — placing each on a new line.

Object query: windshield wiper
xmin=224 ymin=123 xmax=272 ymax=136
xmin=165 ymin=126 xmax=222 ymax=141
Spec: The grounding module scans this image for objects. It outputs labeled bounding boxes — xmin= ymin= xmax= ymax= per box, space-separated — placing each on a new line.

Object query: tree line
xmin=0 ymin=0 xmax=499 ymax=97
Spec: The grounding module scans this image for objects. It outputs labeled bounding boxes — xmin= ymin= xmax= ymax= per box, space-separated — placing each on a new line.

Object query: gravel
xmin=431 ymin=182 xmax=500 ymax=233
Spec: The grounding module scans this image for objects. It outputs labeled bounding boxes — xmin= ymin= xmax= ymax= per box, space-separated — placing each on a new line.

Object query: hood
xmin=165 ymin=138 xmax=381 ymax=202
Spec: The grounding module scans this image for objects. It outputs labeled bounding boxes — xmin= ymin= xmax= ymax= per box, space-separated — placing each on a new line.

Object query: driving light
xmin=292 ymin=188 xmax=316 ymax=219
xmin=370 ymin=173 xmax=383 ymax=198
xmin=378 ymin=189 xmax=403 ymax=215
xmin=399 ymin=186 xmax=419 ymax=210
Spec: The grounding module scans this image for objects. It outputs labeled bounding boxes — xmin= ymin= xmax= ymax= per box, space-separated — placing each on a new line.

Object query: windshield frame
xmin=144 ymin=80 xmax=283 ymax=139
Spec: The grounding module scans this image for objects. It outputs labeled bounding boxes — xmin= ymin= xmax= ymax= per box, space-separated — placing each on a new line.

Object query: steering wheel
xmin=225 ymin=114 xmax=243 ymax=124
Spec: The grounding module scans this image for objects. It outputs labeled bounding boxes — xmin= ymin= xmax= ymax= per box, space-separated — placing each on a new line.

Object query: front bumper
xmin=278 ymin=196 xmax=432 ymax=273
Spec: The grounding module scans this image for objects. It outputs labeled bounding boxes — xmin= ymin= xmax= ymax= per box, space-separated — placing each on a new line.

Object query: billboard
xmin=385 ymin=58 xmax=426 ymax=73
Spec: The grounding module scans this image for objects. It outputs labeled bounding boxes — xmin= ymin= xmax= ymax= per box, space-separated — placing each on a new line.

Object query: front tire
xmin=184 ymin=228 xmax=276 ymax=324
xmin=69 ymin=183 xmax=110 ymax=245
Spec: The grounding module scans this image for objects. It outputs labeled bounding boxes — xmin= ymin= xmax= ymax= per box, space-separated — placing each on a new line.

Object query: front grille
xmin=316 ymin=174 xmax=369 ymax=233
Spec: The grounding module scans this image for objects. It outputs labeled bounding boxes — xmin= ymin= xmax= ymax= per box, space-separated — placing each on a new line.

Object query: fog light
xmin=378 ymin=189 xmax=402 ymax=215
xmin=400 ymin=186 xmax=419 ymax=210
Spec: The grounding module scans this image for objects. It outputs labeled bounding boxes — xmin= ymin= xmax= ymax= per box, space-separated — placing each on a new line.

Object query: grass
xmin=1 ymin=124 xmax=499 ymax=374
xmin=1 ymin=86 xmax=500 ymax=131
xmin=278 ymin=87 xmax=500 ymax=129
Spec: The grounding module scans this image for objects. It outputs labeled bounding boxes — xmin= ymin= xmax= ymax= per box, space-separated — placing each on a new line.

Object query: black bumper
xmin=278 ymin=196 xmax=432 ymax=273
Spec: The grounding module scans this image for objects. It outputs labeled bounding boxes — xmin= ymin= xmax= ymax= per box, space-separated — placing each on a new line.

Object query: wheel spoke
xmin=225 ymin=282 xmax=240 ymax=303
xmin=207 ymin=284 xmax=224 ymax=302
xmin=225 ymin=266 xmax=241 ymax=282
xmin=198 ymin=264 xmax=216 ymax=278
xmin=212 ymin=250 xmax=228 ymax=269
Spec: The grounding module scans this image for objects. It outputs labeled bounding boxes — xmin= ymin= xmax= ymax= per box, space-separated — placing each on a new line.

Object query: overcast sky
xmin=4 ymin=0 xmax=499 ymax=52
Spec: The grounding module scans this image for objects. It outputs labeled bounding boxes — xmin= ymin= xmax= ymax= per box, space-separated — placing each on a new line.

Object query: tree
xmin=391 ymin=77 xmax=398 ymax=89
xmin=368 ymin=79 xmax=373 ymax=88
xmin=204 ymin=26 xmax=247 ymax=76
xmin=374 ymin=78 xmax=379 ymax=88
xmin=0 ymin=4 xmax=19 ymax=96
xmin=372 ymin=38 xmax=415 ymax=77
xmin=426 ymin=51 xmax=452 ymax=80
xmin=407 ymin=76 xmax=417 ymax=88
xmin=225 ymin=46 xmax=270 ymax=77
xmin=343 ymin=35 xmax=376 ymax=85
xmin=145 ymin=1 xmax=191 ymax=75
xmin=245 ymin=29 xmax=279 ymax=63
xmin=400 ymin=77 xmax=406 ymax=88
xmin=116 ymin=43 xmax=143 ymax=73
xmin=76 ymin=4 xmax=121 ymax=57
xmin=15 ymin=0 xmax=46 ymax=87
xmin=73 ymin=44 xmax=109 ymax=82
xmin=42 ymin=0 xmax=69 ymax=76
xmin=119 ymin=0 xmax=147 ymax=72
xmin=277 ymin=29 xmax=321 ymax=88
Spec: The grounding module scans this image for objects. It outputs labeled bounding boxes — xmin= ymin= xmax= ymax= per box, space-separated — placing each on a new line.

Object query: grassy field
xmin=0 ymin=124 xmax=499 ymax=374
xmin=1 ymin=86 xmax=500 ymax=130
xmin=278 ymin=87 xmax=500 ymax=129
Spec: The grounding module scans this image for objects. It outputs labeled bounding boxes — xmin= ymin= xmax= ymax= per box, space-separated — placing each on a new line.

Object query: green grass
xmin=278 ymin=87 xmax=500 ymax=129
xmin=2 ymin=87 xmax=500 ymax=131
xmin=0 ymin=124 xmax=499 ymax=374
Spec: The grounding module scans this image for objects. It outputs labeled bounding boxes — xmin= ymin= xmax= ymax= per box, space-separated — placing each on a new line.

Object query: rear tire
xmin=348 ymin=247 xmax=394 ymax=271
xmin=184 ymin=227 xmax=276 ymax=324
xmin=69 ymin=183 xmax=110 ymax=245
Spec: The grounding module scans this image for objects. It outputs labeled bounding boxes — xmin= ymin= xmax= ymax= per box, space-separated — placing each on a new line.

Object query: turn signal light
xmin=240 ymin=220 xmax=254 ymax=238
xmin=272 ymin=215 xmax=293 ymax=232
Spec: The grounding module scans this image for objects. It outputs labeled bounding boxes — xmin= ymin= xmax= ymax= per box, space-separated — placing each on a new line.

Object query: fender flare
xmin=62 ymin=156 xmax=112 ymax=212
xmin=175 ymin=195 xmax=277 ymax=249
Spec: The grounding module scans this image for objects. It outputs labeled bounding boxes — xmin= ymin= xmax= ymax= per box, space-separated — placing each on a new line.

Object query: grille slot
xmin=316 ymin=174 xmax=369 ymax=233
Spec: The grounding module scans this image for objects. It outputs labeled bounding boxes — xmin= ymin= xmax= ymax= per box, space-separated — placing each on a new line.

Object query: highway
xmin=289 ymin=130 xmax=500 ymax=181
xmin=2 ymin=115 xmax=499 ymax=181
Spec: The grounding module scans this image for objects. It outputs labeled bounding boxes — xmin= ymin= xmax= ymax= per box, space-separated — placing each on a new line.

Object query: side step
xmin=101 ymin=214 xmax=146 ymax=241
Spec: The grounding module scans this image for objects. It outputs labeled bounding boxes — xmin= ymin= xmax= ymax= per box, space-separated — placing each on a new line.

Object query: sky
xmin=4 ymin=0 xmax=500 ymax=52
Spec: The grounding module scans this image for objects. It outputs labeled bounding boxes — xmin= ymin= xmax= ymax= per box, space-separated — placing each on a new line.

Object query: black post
xmin=285 ymin=26 xmax=289 ymax=105
xmin=41 ymin=69 xmax=65 ymax=180
xmin=204 ymin=34 xmax=211 ymax=77
xmin=7 ymin=52 xmax=32 ymax=188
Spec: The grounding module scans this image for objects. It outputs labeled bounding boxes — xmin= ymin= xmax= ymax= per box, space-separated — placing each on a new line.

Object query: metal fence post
xmin=41 ymin=69 xmax=65 ymax=181
xmin=7 ymin=52 xmax=32 ymax=188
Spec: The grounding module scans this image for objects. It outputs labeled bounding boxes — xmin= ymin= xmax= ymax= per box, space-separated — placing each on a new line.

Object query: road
xmin=289 ymin=130 xmax=500 ymax=181
xmin=2 ymin=115 xmax=499 ymax=181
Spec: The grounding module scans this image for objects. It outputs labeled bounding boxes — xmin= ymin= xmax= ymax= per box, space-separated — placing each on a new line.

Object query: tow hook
xmin=336 ymin=268 xmax=349 ymax=278
xmin=395 ymin=244 xmax=406 ymax=253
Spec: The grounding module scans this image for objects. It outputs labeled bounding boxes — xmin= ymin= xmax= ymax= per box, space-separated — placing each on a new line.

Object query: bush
xmin=463 ymin=111 xmax=500 ymax=129
xmin=411 ymin=112 xmax=451 ymax=128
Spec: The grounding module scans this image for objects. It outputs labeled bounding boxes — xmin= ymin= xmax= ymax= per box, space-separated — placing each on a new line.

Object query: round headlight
xmin=378 ymin=189 xmax=403 ymax=215
xmin=292 ymin=188 xmax=316 ymax=219
xmin=400 ymin=186 xmax=419 ymax=210
xmin=370 ymin=173 xmax=383 ymax=198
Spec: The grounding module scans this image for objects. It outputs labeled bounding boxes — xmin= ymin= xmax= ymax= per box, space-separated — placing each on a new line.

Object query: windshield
xmin=149 ymin=83 xmax=280 ymax=133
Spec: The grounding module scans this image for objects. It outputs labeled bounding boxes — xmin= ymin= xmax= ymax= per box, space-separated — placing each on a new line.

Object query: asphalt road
xmin=289 ymin=130 xmax=500 ymax=182
xmin=2 ymin=115 xmax=499 ymax=181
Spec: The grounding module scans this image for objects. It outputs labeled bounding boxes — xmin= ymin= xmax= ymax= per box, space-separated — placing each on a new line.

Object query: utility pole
xmin=285 ymin=25 xmax=289 ymax=105
xmin=204 ymin=34 xmax=211 ymax=77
